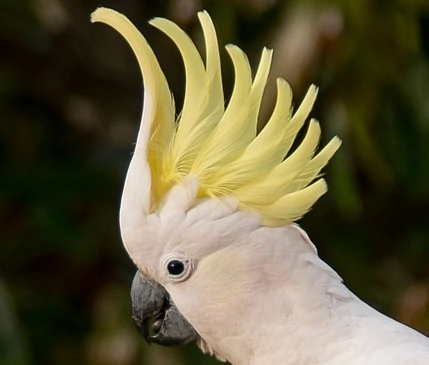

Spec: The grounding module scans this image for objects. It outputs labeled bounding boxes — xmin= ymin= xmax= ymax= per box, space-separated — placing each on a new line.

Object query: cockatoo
xmin=91 ymin=7 xmax=429 ymax=365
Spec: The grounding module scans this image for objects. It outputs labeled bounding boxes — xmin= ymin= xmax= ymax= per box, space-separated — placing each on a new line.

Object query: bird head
xmin=91 ymin=8 xmax=341 ymax=363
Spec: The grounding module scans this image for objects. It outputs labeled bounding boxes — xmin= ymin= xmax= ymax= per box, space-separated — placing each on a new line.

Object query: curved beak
xmin=130 ymin=271 xmax=198 ymax=346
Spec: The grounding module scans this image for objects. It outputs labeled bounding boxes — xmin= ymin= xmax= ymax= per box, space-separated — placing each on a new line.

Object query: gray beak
xmin=131 ymin=271 xmax=198 ymax=346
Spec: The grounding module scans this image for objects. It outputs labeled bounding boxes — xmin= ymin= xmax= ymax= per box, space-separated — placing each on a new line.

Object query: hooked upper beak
xmin=130 ymin=271 xmax=198 ymax=346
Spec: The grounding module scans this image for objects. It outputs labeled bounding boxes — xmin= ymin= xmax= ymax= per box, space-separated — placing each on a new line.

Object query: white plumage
xmin=128 ymin=179 xmax=429 ymax=364
xmin=91 ymin=8 xmax=429 ymax=364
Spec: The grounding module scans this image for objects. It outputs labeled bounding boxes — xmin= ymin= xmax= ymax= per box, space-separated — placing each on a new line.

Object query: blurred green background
xmin=1 ymin=0 xmax=429 ymax=364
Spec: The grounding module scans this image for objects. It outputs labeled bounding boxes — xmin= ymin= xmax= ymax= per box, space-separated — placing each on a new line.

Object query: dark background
xmin=1 ymin=0 xmax=429 ymax=364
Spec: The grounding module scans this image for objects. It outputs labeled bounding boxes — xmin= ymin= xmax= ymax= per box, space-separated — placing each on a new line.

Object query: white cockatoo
xmin=91 ymin=8 xmax=429 ymax=365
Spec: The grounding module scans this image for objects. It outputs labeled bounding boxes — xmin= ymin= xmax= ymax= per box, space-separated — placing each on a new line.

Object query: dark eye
xmin=167 ymin=260 xmax=185 ymax=276
xmin=162 ymin=253 xmax=194 ymax=282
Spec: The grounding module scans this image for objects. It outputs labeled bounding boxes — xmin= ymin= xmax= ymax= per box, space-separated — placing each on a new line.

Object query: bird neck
xmin=197 ymin=225 xmax=374 ymax=365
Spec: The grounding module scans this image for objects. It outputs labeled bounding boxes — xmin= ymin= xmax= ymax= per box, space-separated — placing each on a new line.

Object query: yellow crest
xmin=91 ymin=8 xmax=341 ymax=226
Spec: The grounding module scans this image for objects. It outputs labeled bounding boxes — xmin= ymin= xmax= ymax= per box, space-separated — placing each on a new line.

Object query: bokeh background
xmin=1 ymin=0 xmax=429 ymax=364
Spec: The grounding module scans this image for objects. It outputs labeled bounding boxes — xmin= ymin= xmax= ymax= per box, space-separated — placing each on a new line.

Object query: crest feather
xmin=93 ymin=8 xmax=341 ymax=226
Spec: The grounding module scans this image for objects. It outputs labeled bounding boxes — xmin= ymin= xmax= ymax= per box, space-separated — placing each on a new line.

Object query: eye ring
xmin=162 ymin=253 xmax=194 ymax=282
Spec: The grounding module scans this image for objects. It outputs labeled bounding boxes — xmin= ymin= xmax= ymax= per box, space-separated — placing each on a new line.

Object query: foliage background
xmin=1 ymin=0 xmax=429 ymax=364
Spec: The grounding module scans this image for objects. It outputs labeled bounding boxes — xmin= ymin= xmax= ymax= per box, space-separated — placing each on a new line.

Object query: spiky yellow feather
xmin=91 ymin=8 xmax=341 ymax=226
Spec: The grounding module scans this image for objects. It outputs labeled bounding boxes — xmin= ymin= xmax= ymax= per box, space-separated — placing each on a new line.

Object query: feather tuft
xmin=93 ymin=8 xmax=341 ymax=226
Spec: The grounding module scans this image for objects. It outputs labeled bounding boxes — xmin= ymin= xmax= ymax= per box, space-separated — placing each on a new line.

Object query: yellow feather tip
xmin=92 ymin=7 xmax=341 ymax=226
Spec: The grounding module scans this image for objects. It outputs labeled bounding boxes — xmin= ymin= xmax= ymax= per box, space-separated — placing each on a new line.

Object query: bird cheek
xmin=184 ymin=253 xmax=251 ymax=315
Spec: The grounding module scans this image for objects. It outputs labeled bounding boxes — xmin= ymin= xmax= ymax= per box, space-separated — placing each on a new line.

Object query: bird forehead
xmin=123 ymin=194 xmax=263 ymax=282
xmin=144 ymin=197 xmax=260 ymax=258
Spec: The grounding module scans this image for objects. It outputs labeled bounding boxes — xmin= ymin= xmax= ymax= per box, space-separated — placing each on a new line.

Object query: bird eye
xmin=167 ymin=260 xmax=185 ymax=276
xmin=162 ymin=253 xmax=194 ymax=282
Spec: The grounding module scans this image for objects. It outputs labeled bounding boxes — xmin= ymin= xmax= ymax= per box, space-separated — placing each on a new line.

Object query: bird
xmin=91 ymin=7 xmax=429 ymax=365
